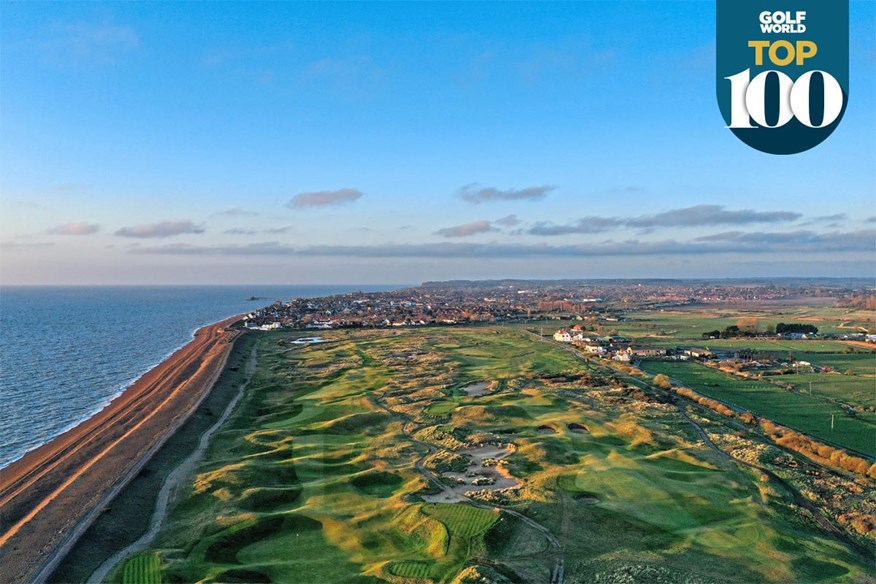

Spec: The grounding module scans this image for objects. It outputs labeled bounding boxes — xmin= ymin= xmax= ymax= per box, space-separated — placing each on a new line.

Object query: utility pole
xmin=831 ymin=413 xmax=835 ymax=429
xmin=809 ymin=381 xmax=812 ymax=397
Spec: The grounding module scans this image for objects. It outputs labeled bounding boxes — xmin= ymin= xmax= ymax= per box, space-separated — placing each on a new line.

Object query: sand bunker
xmin=422 ymin=444 xmax=520 ymax=503
xmin=567 ymin=423 xmax=589 ymax=434
xmin=537 ymin=425 xmax=557 ymax=434
xmin=291 ymin=336 xmax=326 ymax=345
xmin=461 ymin=381 xmax=494 ymax=397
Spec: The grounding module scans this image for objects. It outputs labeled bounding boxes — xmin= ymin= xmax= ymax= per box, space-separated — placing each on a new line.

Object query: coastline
xmin=1 ymin=319 xmax=248 ymax=472
xmin=0 ymin=315 xmax=244 ymax=584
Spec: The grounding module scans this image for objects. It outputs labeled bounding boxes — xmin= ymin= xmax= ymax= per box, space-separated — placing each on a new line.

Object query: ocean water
xmin=0 ymin=285 xmax=396 ymax=469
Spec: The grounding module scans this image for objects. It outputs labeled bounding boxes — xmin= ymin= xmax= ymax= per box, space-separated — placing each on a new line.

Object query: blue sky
xmin=1 ymin=1 xmax=874 ymax=285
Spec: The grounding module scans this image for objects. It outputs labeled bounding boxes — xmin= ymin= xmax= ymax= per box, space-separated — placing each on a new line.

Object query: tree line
xmin=702 ymin=320 xmax=818 ymax=339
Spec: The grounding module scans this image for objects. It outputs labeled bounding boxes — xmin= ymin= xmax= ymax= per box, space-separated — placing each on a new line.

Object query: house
xmin=553 ymin=329 xmax=572 ymax=343
xmin=632 ymin=347 xmax=667 ymax=358
xmin=794 ymin=360 xmax=814 ymax=372
xmin=613 ymin=348 xmax=632 ymax=362
xmin=682 ymin=347 xmax=713 ymax=359
xmin=581 ymin=343 xmax=606 ymax=355
xmin=782 ymin=332 xmax=807 ymax=340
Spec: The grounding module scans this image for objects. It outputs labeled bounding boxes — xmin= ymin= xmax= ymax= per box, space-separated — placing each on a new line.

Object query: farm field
xmin=781 ymin=373 xmax=875 ymax=411
xmin=620 ymin=303 xmax=875 ymax=340
xmin=639 ymin=361 xmax=875 ymax=458
xmin=789 ymin=352 xmax=876 ymax=376
xmin=104 ymin=326 xmax=874 ymax=584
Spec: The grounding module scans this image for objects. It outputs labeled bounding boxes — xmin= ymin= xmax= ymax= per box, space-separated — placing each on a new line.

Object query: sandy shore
xmin=0 ymin=316 xmax=242 ymax=584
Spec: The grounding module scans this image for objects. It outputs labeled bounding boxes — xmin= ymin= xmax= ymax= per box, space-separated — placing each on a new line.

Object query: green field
xmin=790 ymin=352 xmax=876 ymax=376
xmin=781 ymin=373 xmax=875 ymax=410
xmin=103 ymin=326 xmax=873 ymax=583
xmin=640 ymin=360 xmax=875 ymax=457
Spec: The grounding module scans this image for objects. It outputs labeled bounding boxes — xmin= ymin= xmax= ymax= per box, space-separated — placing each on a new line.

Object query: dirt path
xmin=86 ymin=346 xmax=258 ymax=584
xmin=0 ymin=318 xmax=241 ymax=584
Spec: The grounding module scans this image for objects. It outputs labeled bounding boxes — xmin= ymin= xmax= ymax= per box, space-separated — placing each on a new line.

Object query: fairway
xmin=121 ymin=553 xmax=161 ymax=584
xmin=108 ymin=326 xmax=874 ymax=584
xmin=422 ymin=503 xmax=500 ymax=538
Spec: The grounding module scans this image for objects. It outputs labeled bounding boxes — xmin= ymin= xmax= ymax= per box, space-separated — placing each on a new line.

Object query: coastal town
xmin=242 ymin=280 xmax=876 ymax=412
xmin=243 ymin=278 xmax=874 ymax=335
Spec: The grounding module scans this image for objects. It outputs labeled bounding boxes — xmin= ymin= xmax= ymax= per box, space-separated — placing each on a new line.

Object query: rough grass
xmin=203 ymin=516 xmax=288 ymax=564
xmin=349 ymin=471 xmax=404 ymax=497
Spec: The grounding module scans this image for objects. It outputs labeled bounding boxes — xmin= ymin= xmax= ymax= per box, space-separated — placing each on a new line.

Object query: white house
xmin=553 ymin=329 xmax=572 ymax=343
xmin=582 ymin=344 xmax=606 ymax=355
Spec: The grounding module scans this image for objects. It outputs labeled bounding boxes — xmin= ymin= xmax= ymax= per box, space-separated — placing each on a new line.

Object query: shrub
xmin=653 ymin=374 xmax=672 ymax=389
xmin=761 ymin=421 xmax=873 ymax=478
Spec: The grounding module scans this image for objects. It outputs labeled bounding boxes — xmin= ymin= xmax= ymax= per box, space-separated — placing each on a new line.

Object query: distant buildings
xmin=244 ymin=320 xmax=282 ymax=331
xmin=550 ymin=328 xmax=723 ymax=364
xmin=241 ymin=280 xmax=872 ymax=336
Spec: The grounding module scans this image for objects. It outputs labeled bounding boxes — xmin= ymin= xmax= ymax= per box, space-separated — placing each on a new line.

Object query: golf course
xmin=56 ymin=325 xmax=874 ymax=583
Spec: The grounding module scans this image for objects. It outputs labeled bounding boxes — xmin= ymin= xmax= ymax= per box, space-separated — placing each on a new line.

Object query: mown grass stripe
xmin=122 ymin=553 xmax=161 ymax=584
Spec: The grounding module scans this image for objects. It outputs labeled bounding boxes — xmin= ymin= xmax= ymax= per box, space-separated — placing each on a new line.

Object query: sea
xmin=0 ymin=285 xmax=398 ymax=469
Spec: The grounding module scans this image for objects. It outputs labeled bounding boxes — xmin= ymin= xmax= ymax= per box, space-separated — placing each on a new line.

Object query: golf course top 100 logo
xmin=717 ymin=0 xmax=849 ymax=155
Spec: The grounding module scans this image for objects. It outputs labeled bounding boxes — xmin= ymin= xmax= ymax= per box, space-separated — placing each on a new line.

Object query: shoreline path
xmin=0 ymin=316 xmax=242 ymax=584
xmin=86 ymin=346 xmax=257 ymax=583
